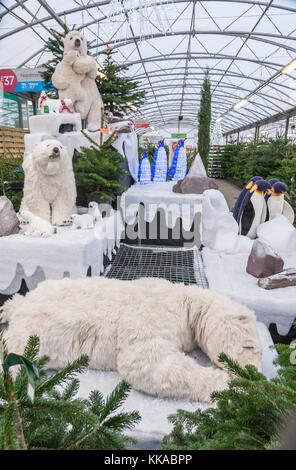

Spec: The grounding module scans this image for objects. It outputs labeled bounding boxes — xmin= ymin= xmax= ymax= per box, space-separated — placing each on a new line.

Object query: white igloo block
xmin=257 ymin=214 xmax=296 ymax=257
xmin=24 ymin=133 xmax=54 ymax=157
xmin=202 ymin=189 xmax=239 ymax=252
xmin=29 ymin=113 xmax=82 ymax=137
xmin=233 ymin=235 xmax=254 ymax=254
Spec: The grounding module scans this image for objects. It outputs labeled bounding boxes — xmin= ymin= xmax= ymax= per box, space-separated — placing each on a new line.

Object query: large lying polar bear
xmin=2 ymin=277 xmax=262 ymax=402
xmin=21 ymin=140 xmax=77 ymax=225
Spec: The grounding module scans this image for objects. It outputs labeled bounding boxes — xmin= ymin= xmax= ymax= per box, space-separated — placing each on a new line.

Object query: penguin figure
xmin=152 ymin=140 xmax=168 ymax=183
xmin=233 ymin=176 xmax=263 ymax=222
xmin=138 ymin=152 xmax=151 ymax=185
xmin=237 ymin=179 xmax=271 ymax=239
xmin=169 ymin=139 xmax=187 ymax=181
xmin=266 ymin=181 xmax=294 ymax=224
xmin=264 ymin=178 xmax=279 ymax=221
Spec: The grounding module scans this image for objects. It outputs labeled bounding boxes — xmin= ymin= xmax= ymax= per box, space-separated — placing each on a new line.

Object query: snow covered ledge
xmin=0 ymin=210 xmax=124 ymax=295
xmin=202 ymin=247 xmax=296 ymax=336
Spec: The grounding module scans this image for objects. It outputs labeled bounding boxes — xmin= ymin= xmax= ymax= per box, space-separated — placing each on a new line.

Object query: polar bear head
xmin=26 ymin=140 xmax=69 ymax=177
xmin=18 ymin=210 xmax=31 ymax=224
xmin=63 ymin=30 xmax=87 ymax=57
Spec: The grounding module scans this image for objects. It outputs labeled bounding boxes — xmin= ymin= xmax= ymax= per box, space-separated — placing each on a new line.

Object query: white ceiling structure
xmin=1 ymin=0 xmax=296 ymax=138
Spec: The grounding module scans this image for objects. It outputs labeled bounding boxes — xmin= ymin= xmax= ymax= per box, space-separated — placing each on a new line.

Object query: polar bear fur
xmin=70 ymin=213 xmax=94 ymax=229
xmin=20 ymin=140 xmax=77 ymax=225
xmin=2 ymin=277 xmax=262 ymax=403
xmin=19 ymin=210 xmax=54 ymax=237
xmin=52 ymin=30 xmax=104 ymax=131
xmin=52 ymin=50 xmax=86 ymax=111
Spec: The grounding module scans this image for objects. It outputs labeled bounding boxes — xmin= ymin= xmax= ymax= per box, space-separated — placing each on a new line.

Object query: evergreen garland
xmin=162 ymin=342 xmax=296 ymax=450
xmin=0 ymin=325 xmax=140 ymax=450
xmin=198 ymin=70 xmax=212 ymax=170
xmin=96 ymin=48 xmax=146 ymax=116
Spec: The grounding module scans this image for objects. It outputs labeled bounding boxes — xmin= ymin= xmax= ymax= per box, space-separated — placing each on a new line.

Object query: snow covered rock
xmin=173 ymin=153 xmax=218 ymax=194
xmin=173 ymin=176 xmax=218 ymax=194
xmin=246 ymin=239 xmax=284 ymax=278
xmin=202 ymin=189 xmax=239 ymax=252
xmin=257 ymin=214 xmax=296 ymax=257
xmin=0 ymin=196 xmax=19 ymax=237
xmin=258 ymin=269 xmax=296 ymax=290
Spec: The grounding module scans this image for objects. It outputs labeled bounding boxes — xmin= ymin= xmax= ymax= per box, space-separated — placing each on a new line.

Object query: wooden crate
xmin=0 ymin=126 xmax=28 ymax=159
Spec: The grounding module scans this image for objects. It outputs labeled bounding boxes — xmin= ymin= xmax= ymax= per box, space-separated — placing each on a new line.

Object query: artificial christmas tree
xmin=96 ymin=48 xmax=146 ymax=116
xmin=74 ymin=133 xmax=126 ymax=203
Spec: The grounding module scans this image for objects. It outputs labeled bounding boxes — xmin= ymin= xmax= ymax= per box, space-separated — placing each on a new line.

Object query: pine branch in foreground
xmin=0 ymin=328 xmax=140 ymax=450
xmin=162 ymin=344 xmax=296 ymax=450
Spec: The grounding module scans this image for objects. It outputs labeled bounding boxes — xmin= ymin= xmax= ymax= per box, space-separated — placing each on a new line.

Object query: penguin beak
xmin=284 ymin=192 xmax=290 ymax=200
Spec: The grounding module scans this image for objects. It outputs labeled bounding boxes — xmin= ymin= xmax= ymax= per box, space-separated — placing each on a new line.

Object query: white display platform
xmin=120 ymin=182 xmax=204 ymax=231
xmin=74 ymin=322 xmax=277 ymax=447
xmin=24 ymin=130 xmax=100 ymax=159
xmin=0 ymin=211 xmax=124 ymax=295
xmin=202 ymin=247 xmax=296 ymax=335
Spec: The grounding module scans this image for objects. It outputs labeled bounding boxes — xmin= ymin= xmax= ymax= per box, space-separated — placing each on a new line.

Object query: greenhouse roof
xmin=1 ymin=0 xmax=296 ymax=137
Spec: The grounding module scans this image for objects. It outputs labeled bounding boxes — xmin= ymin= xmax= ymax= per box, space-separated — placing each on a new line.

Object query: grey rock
xmin=0 ymin=196 xmax=20 ymax=237
xmin=173 ymin=176 xmax=218 ymax=194
xmin=246 ymin=239 xmax=284 ymax=278
xmin=258 ymin=268 xmax=296 ymax=290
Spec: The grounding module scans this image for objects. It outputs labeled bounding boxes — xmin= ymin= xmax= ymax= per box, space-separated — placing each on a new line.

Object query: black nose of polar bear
xmin=53 ymin=147 xmax=60 ymax=154
xmin=75 ymin=38 xmax=81 ymax=47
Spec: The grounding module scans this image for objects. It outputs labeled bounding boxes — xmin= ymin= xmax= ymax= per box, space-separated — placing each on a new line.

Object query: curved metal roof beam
xmin=3 ymin=0 xmax=296 ymax=41
xmin=99 ymin=52 xmax=285 ymax=73
xmin=0 ymin=0 xmax=30 ymax=19
xmin=134 ymin=67 xmax=296 ymax=94
xmin=80 ymin=0 xmax=296 ymax=34
xmin=95 ymin=30 xmax=296 ymax=54
xmin=139 ymin=101 xmax=255 ymax=123
xmin=143 ymin=89 xmax=281 ymax=114
xmin=138 ymin=81 xmax=292 ymax=108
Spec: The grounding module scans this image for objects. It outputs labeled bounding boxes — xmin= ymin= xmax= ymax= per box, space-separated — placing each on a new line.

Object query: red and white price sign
xmin=0 ymin=69 xmax=17 ymax=93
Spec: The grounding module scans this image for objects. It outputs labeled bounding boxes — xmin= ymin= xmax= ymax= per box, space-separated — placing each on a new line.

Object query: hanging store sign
xmin=171 ymin=133 xmax=187 ymax=139
xmin=0 ymin=67 xmax=46 ymax=93
xmin=134 ymin=118 xmax=150 ymax=129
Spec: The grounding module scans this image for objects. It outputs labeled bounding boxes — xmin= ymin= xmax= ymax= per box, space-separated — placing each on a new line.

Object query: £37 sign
xmin=0 ymin=69 xmax=18 ymax=93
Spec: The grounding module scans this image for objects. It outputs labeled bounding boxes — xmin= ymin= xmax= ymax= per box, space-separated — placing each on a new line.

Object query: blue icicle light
xmin=152 ymin=140 xmax=168 ymax=183
xmin=170 ymin=139 xmax=187 ymax=181
xmin=138 ymin=152 xmax=151 ymax=184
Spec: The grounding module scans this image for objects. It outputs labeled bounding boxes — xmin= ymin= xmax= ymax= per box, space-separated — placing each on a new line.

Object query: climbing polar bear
xmin=52 ymin=30 xmax=104 ymax=132
xmin=2 ymin=277 xmax=262 ymax=403
xmin=20 ymin=140 xmax=77 ymax=225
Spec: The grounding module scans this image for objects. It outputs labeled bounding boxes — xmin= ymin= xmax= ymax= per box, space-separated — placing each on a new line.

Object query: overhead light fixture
xmin=233 ymin=98 xmax=248 ymax=110
xmin=281 ymin=58 xmax=296 ymax=75
xmin=216 ymin=116 xmax=223 ymax=123
xmin=127 ymin=102 xmax=137 ymax=112
xmin=97 ymin=64 xmax=107 ymax=80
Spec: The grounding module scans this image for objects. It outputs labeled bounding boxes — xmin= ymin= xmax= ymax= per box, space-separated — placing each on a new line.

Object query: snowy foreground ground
xmin=73 ymin=322 xmax=277 ymax=450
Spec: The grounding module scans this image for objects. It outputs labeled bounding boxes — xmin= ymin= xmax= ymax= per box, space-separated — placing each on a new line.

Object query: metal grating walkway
xmin=104 ymin=244 xmax=208 ymax=288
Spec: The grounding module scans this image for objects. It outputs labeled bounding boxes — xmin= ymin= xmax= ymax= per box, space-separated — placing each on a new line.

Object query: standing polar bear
xmin=52 ymin=30 xmax=104 ymax=132
xmin=20 ymin=140 xmax=77 ymax=225
xmin=2 ymin=277 xmax=262 ymax=403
